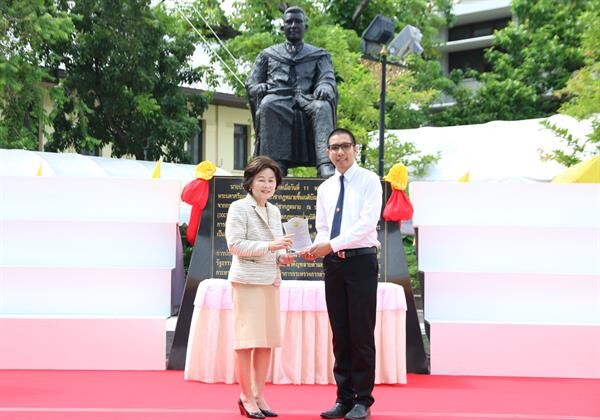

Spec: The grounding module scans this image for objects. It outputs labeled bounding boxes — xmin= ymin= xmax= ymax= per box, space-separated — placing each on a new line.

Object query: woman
xmin=225 ymin=156 xmax=295 ymax=419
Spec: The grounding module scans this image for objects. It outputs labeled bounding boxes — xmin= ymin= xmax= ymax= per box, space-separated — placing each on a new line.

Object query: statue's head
xmin=282 ymin=6 xmax=308 ymax=43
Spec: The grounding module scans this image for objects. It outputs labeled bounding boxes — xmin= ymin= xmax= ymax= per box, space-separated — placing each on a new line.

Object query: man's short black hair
xmin=327 ymin=128 xmax=356 ymax=145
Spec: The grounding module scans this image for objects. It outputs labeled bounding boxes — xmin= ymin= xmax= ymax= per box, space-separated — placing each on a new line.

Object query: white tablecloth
xmin=184 ymin=279 xmax=407 ymax=384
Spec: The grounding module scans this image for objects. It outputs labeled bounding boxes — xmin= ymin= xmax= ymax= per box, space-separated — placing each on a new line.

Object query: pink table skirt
xmin=184 ymin=279 xmax=407 ymax=385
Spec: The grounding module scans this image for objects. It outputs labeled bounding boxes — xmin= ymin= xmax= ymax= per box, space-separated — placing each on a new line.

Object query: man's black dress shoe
xmin=238 ymin=399 xmax=265 ymax=419
xmin=320 ymin=402 xmax=352 ymax=419
xmin=344 ymin=404 xmax=370 ymax=420
xmin=259 ymin=408 xmax=278 ymax=417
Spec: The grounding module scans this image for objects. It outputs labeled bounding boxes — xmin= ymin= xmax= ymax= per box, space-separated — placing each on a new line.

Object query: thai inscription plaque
xmin=204 ymin=176 xmax=390 ymax=281
xmin=209 ymin=176 xmax=324 ymax=280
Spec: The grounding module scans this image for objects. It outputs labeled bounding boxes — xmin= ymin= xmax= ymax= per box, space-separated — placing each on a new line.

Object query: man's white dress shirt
xmin=314 ymin=163 xmax=382 ymax=252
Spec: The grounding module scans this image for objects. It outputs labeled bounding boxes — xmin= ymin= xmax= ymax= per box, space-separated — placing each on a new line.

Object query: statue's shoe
xmin=318 ymin=163 xmax=335 ymax=178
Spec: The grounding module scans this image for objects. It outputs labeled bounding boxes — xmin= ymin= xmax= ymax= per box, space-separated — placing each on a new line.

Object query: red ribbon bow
xmin=181 ymin=179 xmax=210 ymax=245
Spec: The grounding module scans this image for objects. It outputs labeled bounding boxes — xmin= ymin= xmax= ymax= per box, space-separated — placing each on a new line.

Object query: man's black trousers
xmin=323 ymin=253 xmax=378 ymax=407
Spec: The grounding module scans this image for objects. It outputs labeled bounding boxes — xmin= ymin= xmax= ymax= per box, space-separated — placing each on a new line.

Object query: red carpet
xmin=0 ymin=371 xmax=598 ymax=419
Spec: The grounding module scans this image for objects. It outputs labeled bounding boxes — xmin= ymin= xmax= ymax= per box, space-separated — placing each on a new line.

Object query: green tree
xmin=47 ymin=0 xmax=208 ymax=162
xmin=432 ymin=0 xmax=591 ymax=126
xmin=558 ymin=5 xmax=600 ymax=121
xmin=0 ymin=0 xmax=74 ymax=150
xmin=362 ymin=132 xmax=439 ymax=176
xmin=540 ymin=2 xmax=600 ymax=167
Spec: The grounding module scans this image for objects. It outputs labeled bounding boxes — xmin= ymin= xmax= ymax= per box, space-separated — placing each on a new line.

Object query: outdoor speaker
xmin=388 ymin=24 xmax=424 ymax=61
xmin=361 ymin=15 xmax=395 ymax=45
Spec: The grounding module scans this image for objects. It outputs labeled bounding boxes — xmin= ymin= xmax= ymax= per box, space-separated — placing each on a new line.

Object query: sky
xmin=170 ymin=0 xmax=239 ymax=93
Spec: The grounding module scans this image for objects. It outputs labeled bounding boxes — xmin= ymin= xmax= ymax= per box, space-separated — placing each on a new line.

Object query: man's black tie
xmin=330 ymin=175 xmax=345 ymax=239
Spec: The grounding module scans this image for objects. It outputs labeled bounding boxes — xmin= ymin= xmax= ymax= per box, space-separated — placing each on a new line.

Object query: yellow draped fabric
xmin=552 ymin=155 xmax=600 ymax=183
xmin=457 ymin=172 xmax=470 ymax=182
xmin=151 ymin=157 xmax=162 ymax=178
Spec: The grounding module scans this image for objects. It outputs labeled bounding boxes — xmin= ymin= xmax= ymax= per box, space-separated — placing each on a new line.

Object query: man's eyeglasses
xmin=327 ymin=142 xmax=354 ymax=152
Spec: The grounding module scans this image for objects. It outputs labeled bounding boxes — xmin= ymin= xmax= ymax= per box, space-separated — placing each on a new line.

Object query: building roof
xmin=180 ymin=86 xmax=247 ymax=109
xmin=52 ymin=68 xmax=248 ymax=109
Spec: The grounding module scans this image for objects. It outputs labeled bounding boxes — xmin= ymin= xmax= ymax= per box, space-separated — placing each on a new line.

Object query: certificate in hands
xmin=282 ymin=217 xmax=313 ymax=252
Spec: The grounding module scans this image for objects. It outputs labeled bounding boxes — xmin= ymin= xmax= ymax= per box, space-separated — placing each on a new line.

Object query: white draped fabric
xmin=185 ymin=279 xmax=407 ymax=384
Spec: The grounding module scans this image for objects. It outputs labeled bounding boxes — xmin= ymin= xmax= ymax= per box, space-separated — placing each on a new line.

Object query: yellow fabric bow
xmin=384 ymin=163 xmax=409 ymax=191
xmin=195 ymin=160 xmax=217 ymax=180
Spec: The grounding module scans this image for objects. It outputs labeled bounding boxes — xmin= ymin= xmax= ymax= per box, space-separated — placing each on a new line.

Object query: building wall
xmin=439 ymin=0 xmax=512 ymax=75
xmin=203 ymin=103 xmax=253 ymax=175
xmin=39 ymin=83 xmax=254 ymax=173
xmin=432 ymin=0 xmax=512 ymax=108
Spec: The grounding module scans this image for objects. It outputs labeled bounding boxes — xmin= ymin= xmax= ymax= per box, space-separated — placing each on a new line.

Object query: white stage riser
xmin=0 ymin=267 xmax=172 ymax=316
xmin=411 ymin=182 xmax=600 ymax=228
xmin=429 ymin=321 xmax=600 ymax=378
xmin=424 ymin=272 xmax=600 ymax=323
xmin=417 ymin=226 xmax=599 ymax=275
xmin=0 ymin=316 xmax=166 ymax=370
xmin=0 ymin=176 xmax=181 ymax=223
xmin=1 ymin=221 xmax=176 ymax=268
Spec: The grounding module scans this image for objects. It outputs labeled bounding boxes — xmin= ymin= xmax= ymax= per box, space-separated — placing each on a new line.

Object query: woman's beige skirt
xmin=231 ymin=282 xmax=281 ymax=350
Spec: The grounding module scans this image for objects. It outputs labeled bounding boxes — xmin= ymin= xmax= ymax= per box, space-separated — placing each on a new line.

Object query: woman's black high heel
xmin=259 ymin=408 xmax=278 ymax=417
xmin=238 ymin=399 xmax=265 ymax=419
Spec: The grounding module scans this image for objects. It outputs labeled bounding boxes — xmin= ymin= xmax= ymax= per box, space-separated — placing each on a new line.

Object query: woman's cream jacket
xmin=225 ymin=194 xmax=285 ymax=285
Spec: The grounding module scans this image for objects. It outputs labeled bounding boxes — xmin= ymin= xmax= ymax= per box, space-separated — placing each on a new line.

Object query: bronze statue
xmin=246 ymin=6 xmax=337 ymax=178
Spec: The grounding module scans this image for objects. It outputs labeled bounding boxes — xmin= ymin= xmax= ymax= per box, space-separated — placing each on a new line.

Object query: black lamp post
xmin=361 ymin=18 xmax=424 ymax=177
xmin=361 ymin=15 xmax=394 ymax=177
xmin=378 ymin=45 xmax=388 ymax=178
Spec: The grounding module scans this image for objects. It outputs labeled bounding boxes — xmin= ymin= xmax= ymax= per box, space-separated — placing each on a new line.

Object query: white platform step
xmin=417 ymin=226 xmax=600 ymax=275
xmin=0 ymin=316 xmax=166 ymax=370
xmin=411 ymin=182 xmax=600 ymax=228
xmin=0 ymin=176 xmax=181 ymax=223
xmin=424 ymin=272 xmax=600 ymax=323
xmin=0 ymin=267 xmax=172 ymax=316
xmin=0 ymin=220 xmax=176 ymax=268
xmin=429 ymin=320 xmax=600 ymax=378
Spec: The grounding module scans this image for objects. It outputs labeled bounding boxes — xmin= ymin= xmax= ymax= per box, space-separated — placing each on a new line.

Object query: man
xmin=301 ymin=128 xmax=382 ymax=420
xmin=246 ymin=6 xmax=337 ymax=178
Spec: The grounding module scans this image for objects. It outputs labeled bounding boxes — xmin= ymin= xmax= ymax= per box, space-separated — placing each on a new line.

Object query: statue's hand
xmin=248 ymin=83 xmax=268 ymax=97
xmin=314 ymin=85 xmax=333 ymax=101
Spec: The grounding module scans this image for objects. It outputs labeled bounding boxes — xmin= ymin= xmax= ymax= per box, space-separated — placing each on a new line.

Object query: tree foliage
xmin=557 ymin=2 xmax=600 ymax=120
xmin=46 ymin=0 xmax=208 ymax=162
xmin=540 ymin=1 xmax=600 ymax=167
xmin=0 ymin=0 xmax=73 ymax=150
xmin=362 ymin=132 xmax=439 ymax=175
xmin=432 ymin=0 xmax=593 ymax=126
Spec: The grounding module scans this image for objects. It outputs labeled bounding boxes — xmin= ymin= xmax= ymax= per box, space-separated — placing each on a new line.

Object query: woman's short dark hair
xmin=242 ymin=156 xmax=283 ymax=193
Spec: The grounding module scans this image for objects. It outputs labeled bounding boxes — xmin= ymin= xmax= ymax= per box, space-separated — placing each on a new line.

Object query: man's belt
xmin=335 ymin=246 xmax=377 ymax=259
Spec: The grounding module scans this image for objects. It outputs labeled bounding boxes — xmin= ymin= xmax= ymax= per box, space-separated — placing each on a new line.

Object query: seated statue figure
xmin=246 ymin=6 xmax=337 ymax=178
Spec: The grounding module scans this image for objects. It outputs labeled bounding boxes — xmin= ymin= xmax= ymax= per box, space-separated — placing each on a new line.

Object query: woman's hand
xmin=268 ymin=234 xmax=294 ymax=252
xmin=277 ymin=253 xmax=296 ymax=266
